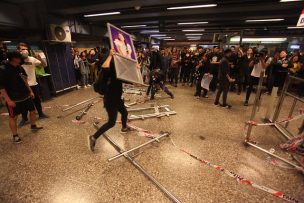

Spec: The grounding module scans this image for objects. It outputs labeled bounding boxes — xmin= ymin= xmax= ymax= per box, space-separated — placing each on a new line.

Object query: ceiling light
xmin=230 ymin=36 xmax=287 ymax=42
xmin=2 ymin=41 xmax=12 ymax=43
xmin=150 ymin=34 xmax=167 ymax=37
xmin=188 ymin=39 xmax=200 ymax=40
xmin=287 ymin=26 xmax=304 ymax=29
xmin=167 ymin=4 xmax=217 ymax=10
xmin=280 ymin=0 xmax=303 ymax=2
xmin=140 ymin=30 xmax=159 ymax=34
xmin=178 ymin=22 xmax=208 ymax=25
xmin=121 ymin=25 xmax=147 ymax=28
xmin=156 ymin=37 xmax=172 ymax=39
xmin=245 ymin=19 xmax=284 ymax=22
xmin=84 ymin=12 xmax=120 ymax=17
xmin=182 ymin=29 xmax=205 ymax=32
xmin=185 ymin=34 xmax=203 ymax=36
xmin=163 ymin=39 xmax=175 ymax=41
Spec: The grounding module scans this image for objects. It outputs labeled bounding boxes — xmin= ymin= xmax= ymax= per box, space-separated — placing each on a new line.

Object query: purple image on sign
xmin=110 ymin=26 xmax=136 ymax=61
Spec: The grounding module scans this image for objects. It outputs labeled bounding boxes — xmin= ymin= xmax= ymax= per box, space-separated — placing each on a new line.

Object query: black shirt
xmin=101 ymin=58 xmax=123 ymax=103
xmin=0 ymin=62 xmax=29 ymax=102
xmin=207 ymin=52 xmax=222 ymax=75
xmin=218 ymin=57 xmax=230 ymax=82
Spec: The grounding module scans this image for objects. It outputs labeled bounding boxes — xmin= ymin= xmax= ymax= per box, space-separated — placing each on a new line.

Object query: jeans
xmin=82 ymin=73 xmax=89 ymax=86
xmin=22 ymin=85 xmax=43 ymax=120
xmin=93 ymin=98 xmax=128 ymax=140
xmin=215 ymin=81 xmax=229 ymax=105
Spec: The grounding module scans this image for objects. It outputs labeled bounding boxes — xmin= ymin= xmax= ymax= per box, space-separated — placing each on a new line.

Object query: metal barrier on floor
xmin=244 ymin=72 xmax=304 ymax=173
xmin=93 ymin=123 xmax=181 ymax=203
xmin=271 ymin=75 xmax=304 ymax=140
xmin=128 ymin=104 xmax=177 ymax=120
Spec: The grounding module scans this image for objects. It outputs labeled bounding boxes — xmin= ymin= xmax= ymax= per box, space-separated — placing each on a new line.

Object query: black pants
xmin=209 ymin=72 xmax=218 ymax=92
xmin=22 ymin=85 xmax=43 ymax=120
xmin=147 ymin=81 xmax=173 ymax=99
xmin=245 ymin=76 xmax=260 ymax=101
xmin=169 ymin=68 xmax=179 ymax=84
xmin=215 ymin=81 xmax=229 ymax=105
xmin=93 ymin=98 xmax=128 ymax=139
xmin=180 ymin=66 xmax=190 ymax=83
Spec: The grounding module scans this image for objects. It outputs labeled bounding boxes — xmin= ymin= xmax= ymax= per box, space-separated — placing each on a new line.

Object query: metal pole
xmin=128 ymin=105 xmax=169 ymax=112
xmin=245 ymin=141 xmax=304 ymax=173
xmin=245 ymin=71 xmax=265 ymax=141
xmin=284 ymin=98 xmax=297 ymax=128
xmin=108 ymin=132 xmax=169 ymax=161
xmin=62 ymin=96 xmax=100 ymax=112
xmin=93 ymin=123 xmax=182 ymax=203
xmin=129 ymin=111 xmax=176 ymax=120
xmin=272 ymin=76 xmax=290 ymax=122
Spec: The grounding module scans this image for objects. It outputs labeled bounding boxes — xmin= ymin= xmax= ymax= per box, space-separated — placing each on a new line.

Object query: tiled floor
xmin=0 ymin=85 xmax=303 ymax=203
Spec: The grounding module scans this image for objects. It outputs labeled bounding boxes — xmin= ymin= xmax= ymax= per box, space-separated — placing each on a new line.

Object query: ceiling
xmin=4 ymin=0 xmax=304 ymax=42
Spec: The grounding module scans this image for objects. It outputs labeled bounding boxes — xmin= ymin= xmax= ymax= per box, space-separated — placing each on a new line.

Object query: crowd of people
xmin=1 ymin=42 xmax=304 ymax=145
xmin=135 ymin=46 xmax=304 ymax=108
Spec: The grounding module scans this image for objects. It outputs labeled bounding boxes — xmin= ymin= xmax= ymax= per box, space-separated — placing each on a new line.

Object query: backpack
xmin=93 ymin=70 xmax=109 ymax=95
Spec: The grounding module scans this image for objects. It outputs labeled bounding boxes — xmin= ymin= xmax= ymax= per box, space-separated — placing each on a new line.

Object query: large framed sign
xmin=107 ymin=23 xmax=144 ymax=85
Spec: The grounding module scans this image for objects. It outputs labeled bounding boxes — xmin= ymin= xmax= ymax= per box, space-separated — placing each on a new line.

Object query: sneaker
xmin=120 ymin=126 xmax=132 ymax=134
xmin=244 ymin=101 xmax=249 ymax=106
xmin=214 ymin=102 xmax=219 ymax=106
xmin=88 ymin=135 xmax=96 ymax=152
xmin=87 ymin=84 xmax=91 ymax=87
xmin=31 ymin=125 xmax=43 ymax=132
xmin=220 ymin=104 xmax=232 ymax=109
xmin=84 ymin=85 xmax=88 ymax=89
xmin=13 ymin=135 xmax=22 ymax=144
xmin=39 ymin=113 xmax=49 ymax=119
xmin=18 ymin=119 xmax=29 ymax=128
xmin=170 ymin=94 xmax=174 ymax=99
xmin=203 ymin=95 xmax=209 ymax=98
xmin=76 ymin=85 xmax=81 ymax=90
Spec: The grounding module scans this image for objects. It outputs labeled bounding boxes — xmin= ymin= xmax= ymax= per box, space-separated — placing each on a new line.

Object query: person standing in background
xmin=73 ymin=49 xmax=82 ymax=89
xmin=79 ymin=51 xmax=91 ymax=88
xmin=214 ymin=49 xmax=235 ymax=108
xmin=17 ymin=43 xmax=49 ymax=127
xmin=169 ymin=47 xmax=180 ymax=87
xmin=208 ymin=46 xmax=222 ymax=92
xmin=88 ymin=49 xmax=99 ymax=83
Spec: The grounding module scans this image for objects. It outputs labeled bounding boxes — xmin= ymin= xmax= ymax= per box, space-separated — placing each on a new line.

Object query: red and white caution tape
xmin=169 ymin=138 xmax=301 ymax=203
xmin=72 ymin=119 xmax=85 ymax=124
xmin=128 ymin=124 xmax=158 ymax=139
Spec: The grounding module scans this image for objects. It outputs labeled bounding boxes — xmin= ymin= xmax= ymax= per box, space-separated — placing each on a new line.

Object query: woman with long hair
xmin=114 ymin=32 xmax=132 ymax=59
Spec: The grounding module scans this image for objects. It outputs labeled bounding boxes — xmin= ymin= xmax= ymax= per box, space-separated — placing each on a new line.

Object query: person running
xmin=0 ymin=52 xmax=43 ymax=143
xmin=17 ymin=43 xmax=49 ymax=127
xmin=88 ymin=49 xmax=131 ymax=152
xmin=214 ymin=49 xmax=235 ymax=108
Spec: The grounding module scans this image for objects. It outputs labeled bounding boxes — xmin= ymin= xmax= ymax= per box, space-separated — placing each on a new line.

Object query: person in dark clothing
xmin=228 ymin=46 xmax=238 ymax=91
xmin=272 ymin=50 xmax=293 ymax=89
xmin=180 ymin=52 xmax=192 ymax=85
xmin=149 ymin=48 xmax=162 ymax=71
xmin=146 ymin=69 xmax=174 ymax=100
xmin=88 ymin=49 xmax=131 ymax=152
xmin=214 ymin=49 xmax=235 ymax=108
xmin=208 ymin=46 xmax=222 ymax=92
xmin=0 ymin=52 xmax=43 ymax=143
xmin=169 ymin=48 xmax=180 ymax=87
xmin=194 ymin=54 xmax=209 ymax=97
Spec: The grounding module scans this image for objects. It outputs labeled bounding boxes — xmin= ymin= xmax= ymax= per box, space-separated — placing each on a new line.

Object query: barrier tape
xmin=127 ymin=124 xmax=301 ymax=202
xmin=128 ymin=124 xmax=158 ymax=139
xmin=169 ymin=138 xmax=301 ymax=203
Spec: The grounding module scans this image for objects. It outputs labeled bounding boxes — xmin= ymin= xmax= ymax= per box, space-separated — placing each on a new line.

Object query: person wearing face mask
xmin=272 ymin=50 xmax=293 ymax=90
xmin=0 ymin=52 xmax=43 ymax=143
xmin=17 ymin=43 xmax=49 ymax=127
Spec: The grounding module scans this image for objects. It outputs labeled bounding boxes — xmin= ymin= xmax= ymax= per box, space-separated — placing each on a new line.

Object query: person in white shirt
xmin=244 ymin=50 xmax=271 ymax=106
xmin=17 ymin=43 xmax=48 ymax=127
xmin=114 ymin=32 xmax=132 ymax=59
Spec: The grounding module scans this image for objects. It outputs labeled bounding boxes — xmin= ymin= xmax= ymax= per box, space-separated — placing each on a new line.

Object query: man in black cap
xmin=0 ymin=52 xmax=43 ymax=143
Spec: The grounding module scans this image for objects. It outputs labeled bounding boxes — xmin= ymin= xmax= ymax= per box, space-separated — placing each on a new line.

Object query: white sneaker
xmin=76 ymin=85 xmax=81 ymax=90
xmin=84 ymin=85 xmax=88 ymax=88
xmin=87 ymin=84 xmax=91 ymax=87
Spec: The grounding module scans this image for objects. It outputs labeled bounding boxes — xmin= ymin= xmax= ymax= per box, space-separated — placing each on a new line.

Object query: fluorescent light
xmin=121 ymin=25 xmax=147 ymax=28
xmin=282 ymin=0 xmax=303 ymax=1
xmin=156 ymin=37 xmax=172 ymax=39
xmin=287 ymin=26 xmax=304 ymax=29
xmin=167 ymin=4 xmax=217 ymax=10
xmin=150 ymin=34 xmax=167 ymax=37
xmin=2 ymin=41 xmax=12 ymax=43
xmin=178 ymin=22 xmax=208 ymax=25
xmin=185 ymin=34 xmax=203 ymax=36
xmin=163 ymin=39 xmax=175 ymax=41
xmin=188 ymin=39 xmax=200 ymax=40
xmin=230 ymin=36 xmax=287 ymax=42
xmin=140 ymin=30 xmax=159 ymax=34
xmin=246 ymin=19 xmax=284 ymax=22
xmin=84 ymin=12 xmax=120 ymax=17
xmin=182 ymin=29 xmax=205 ymax=32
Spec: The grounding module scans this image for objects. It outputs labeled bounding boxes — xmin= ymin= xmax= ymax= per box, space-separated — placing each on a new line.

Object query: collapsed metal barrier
xmin=128 ymin=104 xmax=177 ymax=120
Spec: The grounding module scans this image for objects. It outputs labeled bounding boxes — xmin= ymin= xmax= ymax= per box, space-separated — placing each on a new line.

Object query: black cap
xmin=7 ymin=51 xmax=22 ymax=61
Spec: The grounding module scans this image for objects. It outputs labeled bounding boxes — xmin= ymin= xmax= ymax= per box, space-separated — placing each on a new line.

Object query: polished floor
xmin=0 ymin=85 xmax=303 ymax=203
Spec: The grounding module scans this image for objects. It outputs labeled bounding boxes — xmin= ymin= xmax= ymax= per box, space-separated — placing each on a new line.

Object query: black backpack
xmin=93 ymin=70 xmax=109 ymax=95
